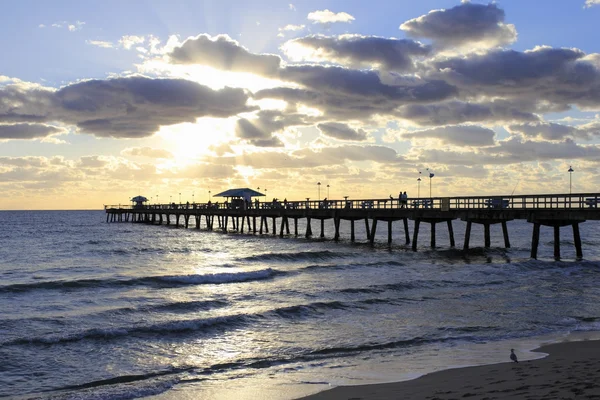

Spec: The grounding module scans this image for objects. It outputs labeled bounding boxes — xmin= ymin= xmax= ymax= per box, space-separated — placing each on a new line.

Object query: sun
xmin=156 ymin=117 xmax=237 ymax=163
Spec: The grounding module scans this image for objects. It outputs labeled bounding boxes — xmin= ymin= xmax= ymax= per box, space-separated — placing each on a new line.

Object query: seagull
xmin=510 ymin=349 xmax=519 ymax=363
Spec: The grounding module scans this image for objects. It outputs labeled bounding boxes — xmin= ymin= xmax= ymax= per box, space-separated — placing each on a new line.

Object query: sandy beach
xmin=300 ymin=339 xmax=600 ymax=400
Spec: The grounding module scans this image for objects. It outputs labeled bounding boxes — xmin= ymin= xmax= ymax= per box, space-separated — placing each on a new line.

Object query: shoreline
xmin=298 ymin=337 xmax=600 ymax=399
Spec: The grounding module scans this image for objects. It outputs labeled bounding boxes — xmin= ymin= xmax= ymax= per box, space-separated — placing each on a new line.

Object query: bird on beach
xmin=510 ymin=349 xmax=519 ymax=363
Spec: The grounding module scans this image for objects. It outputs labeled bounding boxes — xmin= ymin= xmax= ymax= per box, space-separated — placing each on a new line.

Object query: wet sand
xmin=299 ymin=339 xmax=600 ymax=399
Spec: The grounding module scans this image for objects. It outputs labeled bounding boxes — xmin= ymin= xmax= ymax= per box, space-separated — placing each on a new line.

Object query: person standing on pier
xmin=400 ymin=191 xmax=408 ymax=208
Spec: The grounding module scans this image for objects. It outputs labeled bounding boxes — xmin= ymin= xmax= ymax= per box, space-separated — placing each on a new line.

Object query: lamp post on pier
xmin=179 ymin=192 xmax=181 ymax=204
xmin=192 ymin=192 xmax=195 ymax=204
xmin=208 ymin=190 xmax=211 ymax=201
xmin=317 ymin=182 xmax=321 ymax=200
xmin=428 ymin=170 xmax=434 ymax=198
xmin=327 ymin=184 xmax=330 ymax=199
xmin=568 ymin=166 xmax=574 ymax=194
xmin=417 ymin=171 xmax=422 ymax=199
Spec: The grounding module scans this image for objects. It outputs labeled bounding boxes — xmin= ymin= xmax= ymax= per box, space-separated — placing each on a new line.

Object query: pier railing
xmin=106 ymin=193 xmax=600 ymax=211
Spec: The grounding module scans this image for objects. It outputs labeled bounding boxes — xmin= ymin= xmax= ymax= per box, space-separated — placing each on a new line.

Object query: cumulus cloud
xmin=206 ymin=144 xmax=401 ymax=169
xmin=169 ymin=34 xmax=281 ymax=76
xmin=234 ymin=110 xmax=312 ymax=147
xmin=585 ymin=0 xmax=600 ymax=8
xmin=508 ymin=120 xmax=600 ymax=140
xmin=0 ymin=76 xmax=253 ymax=138
xmin=317 ymin=122 xmax=368 ymax=141
xmin=119 ymin=35 xmax=145 ymax=50
xmin=432 ymin=46 xmax=600 ymax=109
xmin=395 ymin=100 xmax=539 ymax=126
xmin=307 ymin=9 xmax=355 ymax=24
xmin=400 ymin=2 xmax=516 ymax=50
xmin=401 ymin=125 xmax=496 ymax=147
xmin=0 ymin=123 xmax=66 ymax=140
xmin=282 ymin=34 xmax=431 ymax=71
xmin=121 ymin=147 xmax=174 ymax=159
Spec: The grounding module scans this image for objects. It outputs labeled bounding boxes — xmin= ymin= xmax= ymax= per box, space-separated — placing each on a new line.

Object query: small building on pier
xmin=214 ymin=188 xmax=264 ymax=209
xmin=131 ymin=195 xmax=148 ymax=209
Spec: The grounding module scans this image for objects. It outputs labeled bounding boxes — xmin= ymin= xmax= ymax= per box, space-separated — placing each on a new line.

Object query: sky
xmin=2 ymin=0 xmax=600 ymax=210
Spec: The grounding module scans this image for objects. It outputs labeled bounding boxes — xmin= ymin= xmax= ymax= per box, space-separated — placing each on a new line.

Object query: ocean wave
xmin=5 ymin=314 xmax=253 ymax=346
xmin=0 ymin=268 xmax=279 ymax=293
xmin=238 ymin=250 xmax=350 ymax=263
xmin=304 ymin=260 xmax=404 ymax=271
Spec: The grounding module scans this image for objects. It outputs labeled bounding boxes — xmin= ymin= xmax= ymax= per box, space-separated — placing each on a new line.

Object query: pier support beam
xmin=528 ymin=219 xmax=585 ymax=260
xmin=412 ymin=218 xmax=455 ymax=251
xmin=462 ymin=218 xmax=513 ymax=250
xmin=305 ymin=218 xmax=312 ymax=237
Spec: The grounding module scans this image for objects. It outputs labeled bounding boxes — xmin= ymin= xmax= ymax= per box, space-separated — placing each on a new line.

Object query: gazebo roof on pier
xmin=213 ymin=188 xmax=264 ymax=198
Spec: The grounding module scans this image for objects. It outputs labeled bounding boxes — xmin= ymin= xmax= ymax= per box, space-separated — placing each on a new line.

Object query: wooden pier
xmin=105 ymin=193 xmax=600 ymax=259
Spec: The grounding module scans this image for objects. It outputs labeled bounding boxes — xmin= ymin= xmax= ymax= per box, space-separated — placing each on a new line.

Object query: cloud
xmin=401 ymin=125 xmax=496 ymax=147
xmin=317 ymin=122 xmax=368 ymax=141
xmin=41 ymin=21 xmax=85 ymax=31
xmin=280 ymin=24 xmax=305 ymax=32
xmin=206 ymin=144 xmax=401 ymax=169
xmin=0 ymin=76 xmax=254 ymax=138
xmin=169 ymin=34 xmax=281 ymax=76
xmin=121 ymin=147 xmax=174 ymax=159
xmin=119 ymin=35 xmax=146 ymax=50
xmin=86 ymin=40 xmax=114 ymax=49
xmin=507 ymin=120 xmax=600 ymax=140
xmin=0 ymin=123 xmax=66 ymax=140
xmin=432 ymin=46 xmax=600 ymax=109
xmin=395 ymin=100 xmax=539 ymax=126
xmin=279 ymin=65 xmax=457 ymax=103
xmin=307 ymin=9 xmax=355 ymax=24
xmin=234 ymin=110 xmax=311 ymax=147
xmin=585 ymin=0 xmax=600 ymax=8
xmin=282 ymin=34 xmax=431 ymax=71
xmin=289 ymin=4 xmax=296 ymax=11
xmin=400 ymin=2 xmax=516 ymax=50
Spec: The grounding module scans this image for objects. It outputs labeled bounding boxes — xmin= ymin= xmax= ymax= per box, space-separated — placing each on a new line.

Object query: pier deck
xmin=105 ymin=193 xmax=600 ymax=259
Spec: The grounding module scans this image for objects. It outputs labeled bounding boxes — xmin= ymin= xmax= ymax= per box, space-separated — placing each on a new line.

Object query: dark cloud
xmin=205 ymin=144 xmax=402 ymax=169
xmin=234 ymin=110 xmax=312 ymax=147
xmin=0 ymin=77 xmax=254 ymax=138
xmin=283 ymin=34 xmax=430 ymax=70
xmin=0 ymin=123 xmax=64 ymax=139
xmin=433 ymin=47 xmax=600 ymax=109
xmin=281 ymin=65 xmax=457 ymax=102
xmin=400 ymin=2 xmax=516 ymax=49
xmin=508 ymin=121 xmax=600 ymax=141
xmin=169 ymin=34 xmax=281 ymax=76
xmin=395 ymin=100 xmax=538 ymax=126
xmin=317 ymin=122 xmax=368 ymax=141
xmin=401 ymin=125 xmax=495 ymax=147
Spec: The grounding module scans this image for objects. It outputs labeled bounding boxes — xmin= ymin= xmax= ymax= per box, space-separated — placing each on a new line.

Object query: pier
xmin=105 ymin=193 xmax=600 ymax=259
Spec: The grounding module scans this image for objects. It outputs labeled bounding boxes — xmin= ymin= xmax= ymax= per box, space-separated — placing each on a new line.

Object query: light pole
xmin=417 ymin=171 xmax=422 ymax=199
xmin=192 ymin=192 xmax=195 ymax=204
xmin=428 ymin=170 xmax=434 ymax=198
xmin=157 ymin=195 xmax=159 ymax=206
xmin=317 ymin=182 xmax=321 ymax=200
xmin=327 ymin=184 xmax=330 ymax=199
xmin=568 ymin=166 xmax=574 ymax=194
xmin=208 ymin=190 xmax=211 ymax=201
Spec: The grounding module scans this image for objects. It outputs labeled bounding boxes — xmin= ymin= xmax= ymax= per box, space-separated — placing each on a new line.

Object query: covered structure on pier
xmin=213 ymin=188 xmax=265 ymax=209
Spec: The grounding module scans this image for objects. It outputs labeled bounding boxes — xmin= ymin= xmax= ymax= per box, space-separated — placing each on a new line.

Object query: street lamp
xmin=208 ymin=190 xmax=211 ymax=201
xmin=179 ymin=192 xmax=181 ymax=204
xmin=327 ymin=184 xmax=330 ymax=199
xmin=192 ymin=192 xmax=195 ymax=204
xmin=568 ymin=166 xmax=574 ymax=194
xmin=417 ymin=171 xmax=422 ymax=199
xmin=427 ymin=170 xmax=434 ymax=198
xmin=317 ymin=182 xmax=321 ymax=200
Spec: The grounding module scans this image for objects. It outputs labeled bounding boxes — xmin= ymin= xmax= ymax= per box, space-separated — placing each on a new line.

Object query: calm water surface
xmin=1 ymin=210 xmax=599 ymax=399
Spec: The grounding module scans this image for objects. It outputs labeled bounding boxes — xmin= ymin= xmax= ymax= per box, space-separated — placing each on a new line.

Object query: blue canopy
xmin=213 ymin=188 xmax=264 ymax=198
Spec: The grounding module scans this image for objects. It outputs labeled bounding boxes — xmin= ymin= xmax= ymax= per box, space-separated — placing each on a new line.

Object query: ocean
xmin=1 ymin=210 xmax=600 ymax=400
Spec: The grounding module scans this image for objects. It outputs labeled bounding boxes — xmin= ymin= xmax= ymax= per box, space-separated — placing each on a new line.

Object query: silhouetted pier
xmin=105 ymin=193 xmax=600 ymax=259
